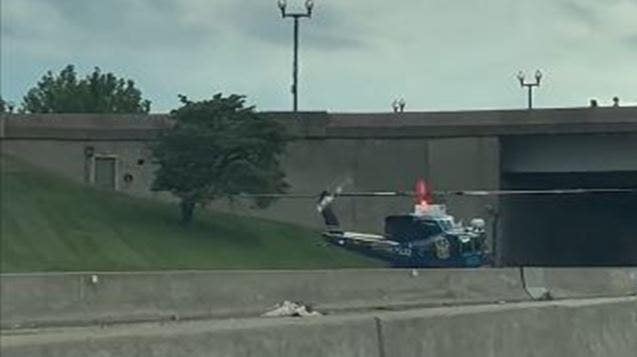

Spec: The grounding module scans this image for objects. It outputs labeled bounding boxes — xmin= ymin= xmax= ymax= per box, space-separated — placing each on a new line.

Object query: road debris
xmin=262 ymin=301 xmax=322 ymax=317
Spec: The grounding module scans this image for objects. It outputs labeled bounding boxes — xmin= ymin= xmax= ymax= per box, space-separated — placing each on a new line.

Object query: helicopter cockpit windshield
xmin=437 ymin=218 xmax=455 ymax=232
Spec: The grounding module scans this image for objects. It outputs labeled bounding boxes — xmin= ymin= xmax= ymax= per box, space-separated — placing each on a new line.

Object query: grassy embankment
xmin=0 ymin=155 xmax=382 ymax=272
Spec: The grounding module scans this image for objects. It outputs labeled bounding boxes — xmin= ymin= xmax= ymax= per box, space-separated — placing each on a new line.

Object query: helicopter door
xmin=422 ymin=220 xmax=442 ymax=237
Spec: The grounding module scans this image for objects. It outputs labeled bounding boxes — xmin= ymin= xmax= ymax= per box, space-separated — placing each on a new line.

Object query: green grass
xmin=0 ymin=155 xmax=383 ymax=272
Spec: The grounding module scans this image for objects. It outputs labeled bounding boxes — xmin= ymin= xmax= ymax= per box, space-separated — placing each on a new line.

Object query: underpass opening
xmin=499 ymin=171 xmax=637 ymax=266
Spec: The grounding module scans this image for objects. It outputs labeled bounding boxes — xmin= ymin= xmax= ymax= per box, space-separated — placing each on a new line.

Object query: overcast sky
xmin=1 ymin=0 xmax=636 ymax=113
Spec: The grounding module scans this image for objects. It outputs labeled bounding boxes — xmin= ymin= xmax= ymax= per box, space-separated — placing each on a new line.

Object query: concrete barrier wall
xmin=522 ymin=267 xmax=637 ymax=299
xmin=380 ymin=297 xmax=637 ymax=357
xmin=1 ymin=269 xmax=528 ymax=329
xmin=2 ymin=314 xmax=382 ymax=357
xmin=3 ymin=296 xmax=636 ymax=357
xmin=3 ymin=268 xmax=637 ymax=330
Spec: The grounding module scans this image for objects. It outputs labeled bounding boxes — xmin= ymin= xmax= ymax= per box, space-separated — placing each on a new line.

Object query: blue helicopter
xmin=317 ymin=179 xmax=490 ymax=268
xmin=241 ymin=180 xmax=636 ymax=268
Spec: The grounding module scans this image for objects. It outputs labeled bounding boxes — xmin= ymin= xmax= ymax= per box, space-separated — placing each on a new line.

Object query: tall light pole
xmin=277 ymin=0 xmax=314 ymax=112
xmin=516 ymin=70 xmax=542 ymax=109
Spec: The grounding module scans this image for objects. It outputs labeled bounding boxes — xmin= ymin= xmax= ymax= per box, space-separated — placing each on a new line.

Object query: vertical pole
xmin=292 ymin=16 xmax=299 ymax=112
xmin=486 ymin=205 xmax=500 ymax=267
xmin=493 ymin=212 xmax=500 ymax=266
xmin=527 ymin=85 xmax=533 ymax=109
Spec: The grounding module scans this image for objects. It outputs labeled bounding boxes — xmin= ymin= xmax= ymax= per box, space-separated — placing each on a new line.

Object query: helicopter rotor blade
xmin=329 ymin=176 xmax=353 ymax=195
xmin=236 ymin=191 xmax=413 ymax=199
xmin=236 ymin=193 xmax=318 ymax=199
xmin=333 ymin=188 xmax=637 ymax=197
xmin=333 ymin=188 xmax=637 ymax=196
xmin=236 ymin=187 xmax=637 ymax=199
xmin=437 ymin=188 xmax=637 ymax=196
xmin=335 ymin=191 xmax=412 ymax=197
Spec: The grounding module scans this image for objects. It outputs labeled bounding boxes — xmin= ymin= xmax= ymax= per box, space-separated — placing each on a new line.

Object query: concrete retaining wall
xmin=3 ymin=296 xmax=636 ymax=357
xmin=0 ymin=269 xmax=528 ymax=329
xmin=1 ymin=128 xmax=497 ymax=234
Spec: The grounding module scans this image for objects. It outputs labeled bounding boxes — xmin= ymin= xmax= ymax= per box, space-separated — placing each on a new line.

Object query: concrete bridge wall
xmin=501 ymin=133 xmax=637 ymax=173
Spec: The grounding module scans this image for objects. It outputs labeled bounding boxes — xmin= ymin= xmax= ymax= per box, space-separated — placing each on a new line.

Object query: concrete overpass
xmin=2 ymin=106 xmax=637 ymax=265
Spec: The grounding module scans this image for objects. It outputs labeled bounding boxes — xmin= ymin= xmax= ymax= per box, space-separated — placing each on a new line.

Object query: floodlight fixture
xmin=515 ymin=69 xmax=543 ymax=109
xmin=278 ymin=0 xmax=286 ymax=16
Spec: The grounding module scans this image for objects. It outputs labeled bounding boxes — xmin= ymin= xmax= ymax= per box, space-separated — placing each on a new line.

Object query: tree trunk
xmin=180 ymin=199 xmax=196 ymax=225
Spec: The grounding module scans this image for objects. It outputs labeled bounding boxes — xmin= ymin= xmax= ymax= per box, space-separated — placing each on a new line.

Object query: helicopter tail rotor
xmin=317 ymin=191 xmax=341 ymax=232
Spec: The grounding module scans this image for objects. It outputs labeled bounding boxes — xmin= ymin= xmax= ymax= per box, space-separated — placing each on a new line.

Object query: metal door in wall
xmin=94 ymin=157 xmax=116 ymax=189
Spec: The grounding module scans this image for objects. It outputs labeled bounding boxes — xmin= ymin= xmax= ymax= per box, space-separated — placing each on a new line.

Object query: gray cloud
xmin=46 ymin=0 xmax=218 ymax=51
xmin=559 ymin=1 xmax=600 ymax=28
xmin=624 ymin=34 xmax=637 ymax=47
xmin=2 ymin=0 xmax=636 ymax=112
xmin=0 ymin=0 xmax=227 ymax=64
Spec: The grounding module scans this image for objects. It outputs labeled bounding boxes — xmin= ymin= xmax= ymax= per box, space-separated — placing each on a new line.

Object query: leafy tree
xmin=21 ymin=65 xmax=151 ymax=113
xmin=0 ymin=96 xmax=14 ymax=113
xmin=152 ymin=93 xmax=289 ymax=225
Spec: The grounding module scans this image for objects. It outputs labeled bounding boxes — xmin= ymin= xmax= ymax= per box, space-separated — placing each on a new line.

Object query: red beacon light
xmin=413 ymin=179 xmax=447 ymax=216
xmin=414 ymin=178 xmax=433 ymax=215
xmin=415 ymin=178 xmax=431 ymax=204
